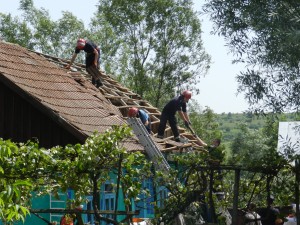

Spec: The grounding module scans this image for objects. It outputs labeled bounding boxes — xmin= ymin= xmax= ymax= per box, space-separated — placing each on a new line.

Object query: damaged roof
xmin=0 ymin=41 xmax=205 ymax=153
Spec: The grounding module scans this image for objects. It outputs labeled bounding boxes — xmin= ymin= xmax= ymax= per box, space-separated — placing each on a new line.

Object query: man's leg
xmin=168 ymin=116 xmax=180 ymax=142
xmin=157 ymin=113 xmax=168 ymax=138
xmin=86 ymin=66 xmax=103 ymax=88
xmin=97 ymin=48 xmax=100 ymax=69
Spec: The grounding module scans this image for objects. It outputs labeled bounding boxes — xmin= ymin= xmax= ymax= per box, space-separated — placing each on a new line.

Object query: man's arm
xmin=183 ymin=112 xmax=191 ymax=123
xmin=178 ymin=111 xmax=189 ymax=122
xmin=65 ymin=53 xmax=78 ymax=69
xmin=93 ymin=48 xmax=99 ymax=67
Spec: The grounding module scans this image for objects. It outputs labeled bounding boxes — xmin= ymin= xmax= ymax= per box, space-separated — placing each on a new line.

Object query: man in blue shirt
xmin=157 ymin=90 xmax=192 ymax=142
xmin=128 ymin=107 xmax=151 ymax=134
xmin=65 ymin=38 xmax=103 ymax=88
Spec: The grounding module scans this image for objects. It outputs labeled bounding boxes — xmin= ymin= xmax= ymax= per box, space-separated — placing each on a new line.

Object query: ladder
xmin=127 ymin=118 xmax=185 ymax=225
xmin=50 ymin=192 xmax=67 ymax=223
xmin=127 ymin=117 xmax=170 ymax=172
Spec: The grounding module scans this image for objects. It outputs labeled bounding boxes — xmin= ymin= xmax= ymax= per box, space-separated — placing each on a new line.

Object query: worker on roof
xmin=65 ymin=38 xmax=103 ymax=88
xmin=157 ymin=90 xmax=192 ymax=142
xmin=128 ymin=107 xmax=151 ymax=134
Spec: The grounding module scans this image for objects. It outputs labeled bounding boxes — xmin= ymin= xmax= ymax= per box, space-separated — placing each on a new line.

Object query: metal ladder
xmin=127 ymin=117 xmax=170 ymax=172
xmin=127 ymin=118 xmax=185 ymax=225
xmin=50 ymin=192 xmax=66 ymax=223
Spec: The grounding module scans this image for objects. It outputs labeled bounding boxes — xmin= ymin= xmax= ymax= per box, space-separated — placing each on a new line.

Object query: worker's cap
xmin=77 ymin=38 xmax=86 ymax=49
xmin=128 ymin=107 xmax=139 ymax=117
xmin=182 ymin=90 xmax=192 ymax=101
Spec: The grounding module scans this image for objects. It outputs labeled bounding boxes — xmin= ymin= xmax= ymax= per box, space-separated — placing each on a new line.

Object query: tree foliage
xmin=0 ymin=126 xmax=153 ymax=225
xmin=203 ymin=0 xmax=300 ymax=113
xmin=189 ymin=103 xmax=222 ymax=143
xmin=0 ymin=0 xmax=89 ymax=59
xmin=0 ymin=13 xmax=32 ymax=48
xmin=151 ymin=150 xmax=214 ymax=224
xmin=189 ymin=103 xmax=225 ymax=161
xmin=96 ymin=0 xmax=211 ymax=108
xmin=225 ymin=114 xmax=299 ymax=208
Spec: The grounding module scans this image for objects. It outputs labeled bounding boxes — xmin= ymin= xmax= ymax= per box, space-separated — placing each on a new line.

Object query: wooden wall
xmin=0 ymin=82 xmax=80 ymax=148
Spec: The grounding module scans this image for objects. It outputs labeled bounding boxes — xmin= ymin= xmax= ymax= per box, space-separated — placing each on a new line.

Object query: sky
xmin=1 ymin=0 xmax=249 ymax=114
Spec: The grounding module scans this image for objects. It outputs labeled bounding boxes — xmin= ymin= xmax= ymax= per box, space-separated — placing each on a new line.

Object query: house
xmin=0 ymin=41 xmax=204 ymax=224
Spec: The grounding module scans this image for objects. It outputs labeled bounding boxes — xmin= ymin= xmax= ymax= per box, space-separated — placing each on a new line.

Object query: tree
xmin=203 ymin=0 xmax=300 ymax=113
xmin=142 ymin=145 xmax=213 ymax=225
xmin=0 ymin=0 xmax=90 ymax=59
xmin=0 ymin=13 xmax=33 ymax=48
xmin=19 ymin=0 xmax=92 ymax=58
xmin=225 ymin=114 xmax=298 ymax=208
xmin=0 ymin=126 xmax=153 ymax=225
xmin=0 ymin=139 xmax=33 ymax=223
xmin=0 ymin=125 xmax=225 ymax=225
xmin=189 ymin=103 xmax=222 ymax=143
xmin=95 ymin=0 xmax=211 ymax=108
xmin=229 ymin=123 xmax=273 ymax=167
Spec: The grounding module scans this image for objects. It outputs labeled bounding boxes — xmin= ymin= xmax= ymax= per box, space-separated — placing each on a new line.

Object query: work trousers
xmin=157 ymin=112 xmax=179 ymax=138
xmin=86 ymin=65 xmax=102 ymax=81
xmin=85 ymin=49 xmax=103 ymax=87
xmin=86 ymin=66 xmax=103 ymax=87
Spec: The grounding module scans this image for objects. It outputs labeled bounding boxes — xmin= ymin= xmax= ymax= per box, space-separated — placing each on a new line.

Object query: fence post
xmin=232 ymin=169 xmax=240 ymax=225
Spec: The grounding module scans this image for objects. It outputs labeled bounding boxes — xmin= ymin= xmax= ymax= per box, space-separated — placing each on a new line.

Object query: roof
xmin=0 ymin=41 xmax=205 ymax=153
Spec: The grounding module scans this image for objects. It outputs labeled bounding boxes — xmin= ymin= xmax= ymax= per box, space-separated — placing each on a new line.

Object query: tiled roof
xmin=0 ymin=41 xmax=205 ymax=153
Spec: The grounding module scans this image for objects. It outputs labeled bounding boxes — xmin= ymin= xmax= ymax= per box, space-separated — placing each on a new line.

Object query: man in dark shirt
xmin=157 ymin=90 xmax=192 ymax=142
xmin=65 ymin=38 xmax=103 ymax=88
xmin=261 ymin=196 xmax=280 ymax=225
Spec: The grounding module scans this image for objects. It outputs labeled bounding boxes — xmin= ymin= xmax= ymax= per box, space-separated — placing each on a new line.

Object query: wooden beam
xmin=118 ymin=105 xmax=158 ymax=110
